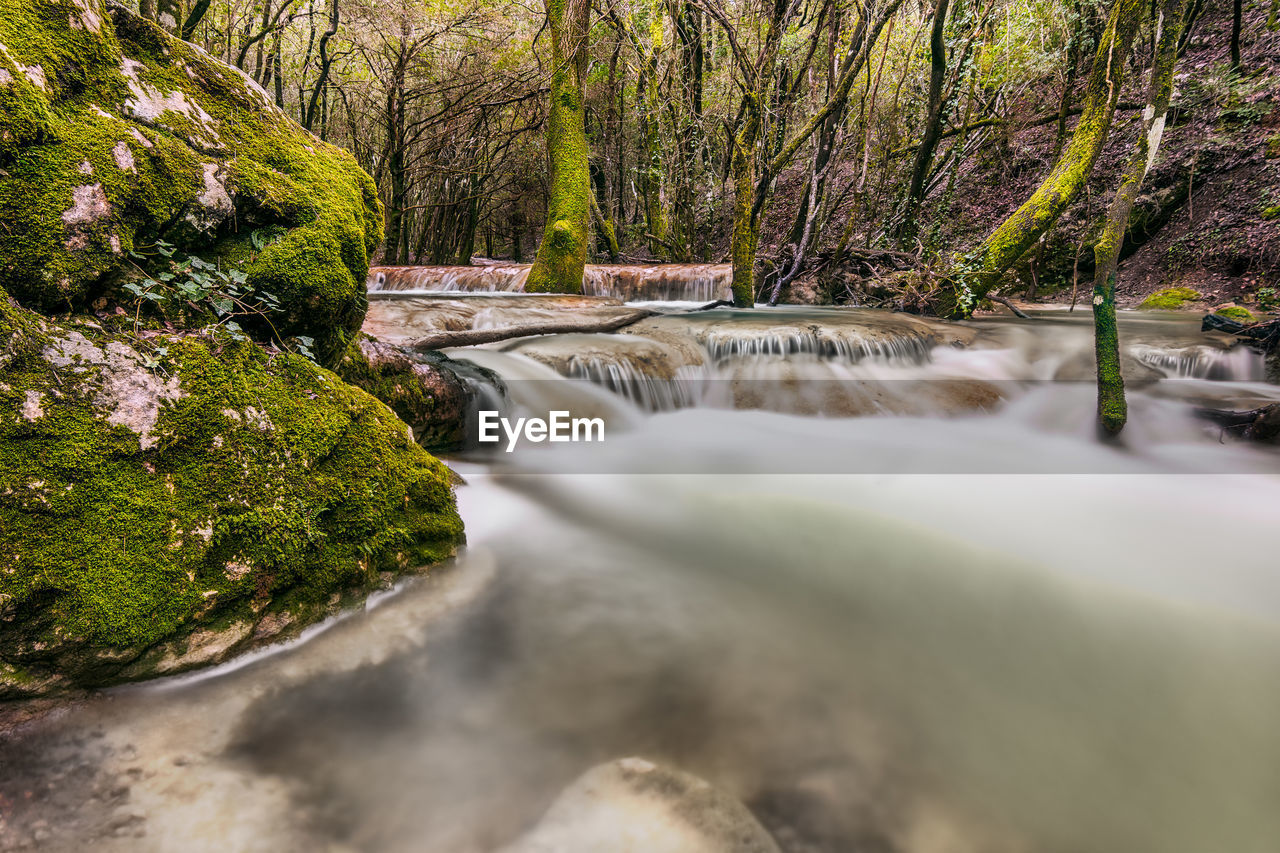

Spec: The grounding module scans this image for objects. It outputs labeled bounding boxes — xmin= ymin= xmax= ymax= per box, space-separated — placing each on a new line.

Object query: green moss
xmin=1213 ymin=305 xmax=1257 ymax=323
xmin=1138 ymin=286 xmax=1202 ymax=310
xmin=0 ymin=1 xmax=381 ymax=366
xmin=1266 ymin=135 xmax=1280 ymax=159
xmin=1093 ymin=272 xmax=1127 ymax=435
xmin=0 ymin=309 xmax=462 ymax=691
xmin=524 ymin=0 xmax=590 ymax=294
xmin=1262 ymin=205 xmax=1280 ymax=221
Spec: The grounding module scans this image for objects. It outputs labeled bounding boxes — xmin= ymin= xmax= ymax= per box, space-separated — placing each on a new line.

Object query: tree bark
xmin=527 ymin=0 xmax=592 ymax=293
xmin=181 ymin=0 xmax=213 ymax=40
xmin=897 ymin=0 xmax=951 ymax=242
xmin=940 ymin=0 xmax=1146 ymax=319
xmin=1092 ymin=0 xmax=1188 ymax=435
xmin=729 ymin=107 xmax=762 ymax=306
xmin=1230 ymin=0 xmax=1243 ymax=70
xmin=303 ymin=0 xmax=340 ymax=132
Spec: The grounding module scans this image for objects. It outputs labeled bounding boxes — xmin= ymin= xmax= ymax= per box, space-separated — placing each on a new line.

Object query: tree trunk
xmin=1230 ymin=0 xmax=1242 ymax=69
xmin=303 ymin=0 xmax=339 ymax=132
xmin=527 ymin=0 xmax=592 ymax=293
xmin=182 ymin=0 xmax=213 ymax=40
xmin=384 ymin=50 xmax=409 ymax=265
xmin=1053 ymin=0 xmax=1083 ymax=158
xmin=897 ymin=0 xmax=951 ymax=242
xmin=940 ymin=0 xmax=1145 ymax=319
xmin=729 ymin=109 xmax=762 ymax=307
xmin=1092 ymin=0 xmax=1188 ymax=435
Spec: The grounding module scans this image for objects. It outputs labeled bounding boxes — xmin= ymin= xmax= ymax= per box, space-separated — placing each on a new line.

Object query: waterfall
xmin=368 ymin=263 xmax=734 ymax=303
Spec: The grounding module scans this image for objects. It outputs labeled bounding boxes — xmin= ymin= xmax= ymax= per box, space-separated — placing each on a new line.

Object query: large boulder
xmin=0 ymin=0 xmax=381 ymax=365
xmin=0 ymin=296 xmax=463 ymax=698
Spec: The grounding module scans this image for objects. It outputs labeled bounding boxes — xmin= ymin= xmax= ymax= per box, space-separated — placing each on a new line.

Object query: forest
xmin=145 ymin=0 xmax=1274 ymax=297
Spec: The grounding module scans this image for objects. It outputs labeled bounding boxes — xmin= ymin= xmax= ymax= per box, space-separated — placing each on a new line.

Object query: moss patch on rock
xmin=337 ymin=335 xmax=505 ymax=452
xmin=0 ymin=1 xmax=381 ymax=365
xmin=1137 ymin=286 xmax=1202 ymax=310
xmin=0 ymin=300 xmax=462 ymax=697
xmin=1212 ymin=305 xmax=1258 ymax=323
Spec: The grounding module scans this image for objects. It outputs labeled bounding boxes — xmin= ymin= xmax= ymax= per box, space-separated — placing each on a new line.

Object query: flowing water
xmin=370 ymin=262 xmax=733 ymax=303
xmin=4 ymin=283 xmax=1280 ymax=853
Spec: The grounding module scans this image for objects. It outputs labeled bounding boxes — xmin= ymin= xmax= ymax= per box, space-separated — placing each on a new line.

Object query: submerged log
xmin=1202 ymin=315 xmax=1280 ymax=350
xmin=1194 ymin=403 xmax=1280 ymax=442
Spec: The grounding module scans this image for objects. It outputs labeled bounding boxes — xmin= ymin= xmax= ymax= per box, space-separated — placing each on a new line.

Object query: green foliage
xmin=1138 ymin=286 xmax=1201 ymax=310
xmin=1255 ymin=287 xmax=1278 ymax=311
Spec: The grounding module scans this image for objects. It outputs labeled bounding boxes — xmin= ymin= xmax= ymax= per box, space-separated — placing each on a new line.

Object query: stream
xmin=3 ymin=267 xmax=1280 ymax=852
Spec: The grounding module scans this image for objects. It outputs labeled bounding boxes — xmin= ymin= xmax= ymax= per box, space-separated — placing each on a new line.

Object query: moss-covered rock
xmin=1212 ymin=305 xmax=1258 ymax=323
xmin=337 ymin=335 xmax=504 ymax=452
xmin=0 ymin=299 xmax=462 ymax=698
xmin=1137 ymin=286 xmax=1202 ymax=310
xmin=0 ymin=1 xmax=381 ymax=365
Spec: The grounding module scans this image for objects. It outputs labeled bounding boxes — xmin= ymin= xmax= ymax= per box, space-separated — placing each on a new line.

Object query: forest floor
xmin=938 ymin=2 xmax=1280 ymax=311
xmin=746 ymin=2 xmax=1280 ymax=313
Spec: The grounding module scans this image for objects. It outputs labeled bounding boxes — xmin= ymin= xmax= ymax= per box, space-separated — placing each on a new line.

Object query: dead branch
xmin=406 ymin=310 xmax=655 ymax=351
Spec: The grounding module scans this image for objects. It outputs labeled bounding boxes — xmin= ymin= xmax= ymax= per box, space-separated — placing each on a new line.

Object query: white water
xmin=4 ymin=302 xmax=1280 ymax=853
xmin=370 ymin=262 xmax=733 ymax=302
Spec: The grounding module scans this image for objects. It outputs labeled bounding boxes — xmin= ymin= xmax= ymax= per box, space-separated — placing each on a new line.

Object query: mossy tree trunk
xmin=729 ymin=108 xmax=762 ymax=306
xmin=1093 ymin=0 xmax=1188 ymax=435
xmin=526 ymin=0 xmax=592 ymax=294
xmin=939 ymin=0 xmax=1145 ymax=319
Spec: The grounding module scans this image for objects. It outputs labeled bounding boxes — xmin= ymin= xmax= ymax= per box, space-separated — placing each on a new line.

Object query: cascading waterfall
xmin=1128 ymin=342 xmax=1264 ymax=380
xmin=368 ymin=263 xmax=734 ymax=303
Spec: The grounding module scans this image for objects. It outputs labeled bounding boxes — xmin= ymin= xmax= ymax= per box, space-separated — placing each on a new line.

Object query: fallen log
xmin=1201 ymin=314 xmax=1280 ymax=350
xmin=1194 ymin=403 xmax=1280 ymax=442
xmin=406 ymin=310 xmax=656 ymax=351
xmin=404 ymin=300 xmax=735 ymax=352
xmin=984 ymin=292 xmax=1032 ymax=319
